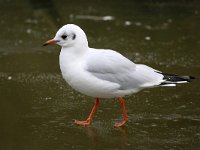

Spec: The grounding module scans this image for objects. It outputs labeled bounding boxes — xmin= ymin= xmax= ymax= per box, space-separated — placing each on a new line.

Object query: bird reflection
xmin=82 ymin=125 xmax=128 ymax=150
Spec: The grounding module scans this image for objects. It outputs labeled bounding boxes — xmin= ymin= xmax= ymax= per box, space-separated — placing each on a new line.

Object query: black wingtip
xmin=157 ymin=71 xmax=195 ymax=83
xmin=181 ymin=76 xmax=195 ymax=82
xmin=189 ymin=76 xmax=195 ymax=80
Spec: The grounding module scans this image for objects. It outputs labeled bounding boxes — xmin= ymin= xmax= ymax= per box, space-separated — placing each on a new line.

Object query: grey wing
xmin=85 ymin=49 xmax=164 ymax=90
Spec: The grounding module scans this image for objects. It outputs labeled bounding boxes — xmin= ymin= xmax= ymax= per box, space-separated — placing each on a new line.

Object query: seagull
xmin=43 ymin=24 xmax=194 ymax=128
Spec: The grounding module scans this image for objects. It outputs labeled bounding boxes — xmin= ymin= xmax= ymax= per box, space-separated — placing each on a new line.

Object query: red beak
xmin=42 ymin=39 xmax=59 ymax=46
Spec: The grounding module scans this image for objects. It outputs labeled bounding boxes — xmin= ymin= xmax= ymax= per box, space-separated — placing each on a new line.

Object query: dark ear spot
xmin=72 ymin=33 xmax=76 ymax=40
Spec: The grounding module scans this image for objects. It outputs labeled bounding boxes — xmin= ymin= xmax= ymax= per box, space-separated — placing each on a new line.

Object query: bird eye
xmin=61 ymin=35 xmax=67 ymax=40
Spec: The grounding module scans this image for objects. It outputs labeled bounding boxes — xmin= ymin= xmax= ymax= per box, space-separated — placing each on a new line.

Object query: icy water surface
xmin=0 ymin=0 xmax=200 ymax=149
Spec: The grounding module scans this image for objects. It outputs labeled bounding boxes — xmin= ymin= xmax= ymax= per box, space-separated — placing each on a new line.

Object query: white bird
xmin=43 ymin=24 xmax=194 ymax=127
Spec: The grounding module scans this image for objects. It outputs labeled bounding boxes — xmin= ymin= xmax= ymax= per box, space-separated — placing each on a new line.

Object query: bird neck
xmin=60 ymin=45 xmax=88 ymax=60
xmin=59 ymin=46 xmax=88 ymax=77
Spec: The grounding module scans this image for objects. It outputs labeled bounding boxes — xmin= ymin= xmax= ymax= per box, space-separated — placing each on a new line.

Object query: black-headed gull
xmin=43 ymin=24 xmax=194 ymax=127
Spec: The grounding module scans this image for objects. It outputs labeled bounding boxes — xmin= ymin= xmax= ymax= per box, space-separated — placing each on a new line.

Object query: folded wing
xmin=85 ymin=49 xmax=164 ymax=90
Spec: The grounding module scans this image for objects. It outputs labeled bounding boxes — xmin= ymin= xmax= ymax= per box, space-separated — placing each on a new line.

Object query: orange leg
xmin=114 ymin=97 xmax=128 ymax=128
xmin=75 ymin=97 xmax=99 ymax=126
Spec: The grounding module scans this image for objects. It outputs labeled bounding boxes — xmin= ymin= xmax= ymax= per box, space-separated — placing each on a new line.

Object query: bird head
xmin=43 ymin=24 xmax=88 ymax=48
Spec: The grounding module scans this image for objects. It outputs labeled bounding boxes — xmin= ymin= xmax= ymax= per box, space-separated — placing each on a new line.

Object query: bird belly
xmin=60 ymin=63 xmax=127 ymax=98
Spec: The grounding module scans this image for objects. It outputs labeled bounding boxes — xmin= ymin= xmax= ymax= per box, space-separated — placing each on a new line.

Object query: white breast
xmin=59 ymin=48 xmax=120 ymax=98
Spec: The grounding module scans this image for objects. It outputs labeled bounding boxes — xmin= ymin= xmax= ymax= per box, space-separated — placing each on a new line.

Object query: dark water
xmin=0 ymin=0 xmax=200 ymax=149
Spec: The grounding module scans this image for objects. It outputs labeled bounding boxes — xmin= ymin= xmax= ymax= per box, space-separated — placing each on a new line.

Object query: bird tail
xmin=158 ymin=72 xmax=195 ymax=86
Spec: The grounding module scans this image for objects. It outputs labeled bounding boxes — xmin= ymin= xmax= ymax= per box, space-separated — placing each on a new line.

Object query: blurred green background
xmin=0 ymin=0 xmax=199 ymax=149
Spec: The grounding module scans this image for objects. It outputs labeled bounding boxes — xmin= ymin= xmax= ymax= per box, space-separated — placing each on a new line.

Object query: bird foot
xmin=114 ymin=120 xmax=127 ymax=128
xmin=74 ymin=119 xmax=91 ymax=126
